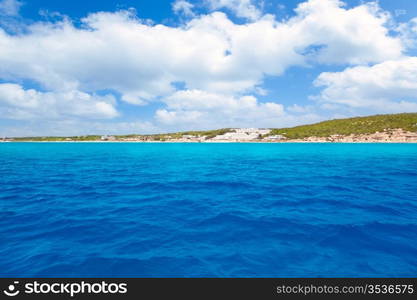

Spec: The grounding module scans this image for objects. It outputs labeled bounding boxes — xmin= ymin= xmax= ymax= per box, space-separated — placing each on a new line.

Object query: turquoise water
xmin=0 ymin=143 xmax=417 ymax=277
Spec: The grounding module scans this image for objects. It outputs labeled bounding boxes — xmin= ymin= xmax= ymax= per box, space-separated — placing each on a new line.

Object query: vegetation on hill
xmin=142 ymin=128 xmax=233 ymax=141
xmin=8 ymin=113 xmax=417 ymax=141
xmin=12 ymin=135 xmax=102 ymax=142
xmin=270 ymin=113 xmax=417 ymax=139
xmin=10 ymin=129 xmax=233 ymax=141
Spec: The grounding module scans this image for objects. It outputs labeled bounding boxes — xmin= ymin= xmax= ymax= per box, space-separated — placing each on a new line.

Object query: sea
xmin=0 ymin=142 xmax=416 ymax=277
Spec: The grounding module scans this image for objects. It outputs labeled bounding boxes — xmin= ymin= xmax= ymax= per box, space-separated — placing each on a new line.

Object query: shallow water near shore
xmin=1 ymin=143 xmax=417 ymax=277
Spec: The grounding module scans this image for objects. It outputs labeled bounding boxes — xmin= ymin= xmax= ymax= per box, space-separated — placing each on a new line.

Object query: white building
xmin=212 ymin=128 xmax=271 ymax=141
xmin=101 ymin=135 xmax=116 ymax=141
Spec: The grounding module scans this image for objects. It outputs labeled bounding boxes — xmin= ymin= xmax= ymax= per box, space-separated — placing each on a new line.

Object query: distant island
xmin=3 ymin=113 xmax=417 ymax=143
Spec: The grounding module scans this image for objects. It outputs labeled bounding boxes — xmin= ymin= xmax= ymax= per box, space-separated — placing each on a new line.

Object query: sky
xmin=0 ymin=0 xmax=417 ymax=136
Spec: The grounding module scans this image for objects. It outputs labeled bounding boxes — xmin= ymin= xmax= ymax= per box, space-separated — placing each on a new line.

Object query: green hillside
xmin=9 ymin=113 xmax=417 ymax=141
xmin=11 ymin=129 xmax=232 ymax=141
xmin=270 ymin=113 xmax=417 ymax=139
xmin=12 ymin=135 xmax=101 ymax=142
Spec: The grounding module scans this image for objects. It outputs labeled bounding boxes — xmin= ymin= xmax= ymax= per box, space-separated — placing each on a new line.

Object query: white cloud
xmin=314 ymin=57 xmax=417 ymax=113
xmin=397 ymin=17 xmax=417 ymax=49
xmin=0 ymin=0 xmax=402 ymax=98
xmin=0 ymin=0 xmax=22 ymax=16
xmin=155 ymin=89 xmax=318 ymax=130
xmin=292 ymin=0 xmax=402 ymax=65
xmin=206 ymin=0 xmax=262 ymax=21
xmin=0 ymin=83 xmax=118 ymax=120
xmin=172 ymin=0 xmax=195 ymax=17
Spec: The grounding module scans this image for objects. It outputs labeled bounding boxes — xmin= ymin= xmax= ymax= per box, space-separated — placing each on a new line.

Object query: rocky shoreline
xmin=284 ymin=129 xmax=417 ymax=143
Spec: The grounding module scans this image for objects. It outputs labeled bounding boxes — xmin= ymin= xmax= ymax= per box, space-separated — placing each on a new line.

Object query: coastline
xmin=4 ymin=128 xmax=417 ymax=144
xmin=5 ymin=127 xmax=417 ymax=144
xmin=3 ymin=140 xmax=417 ymax=143
xmin=4 ymin=114 xmax=417 ymax=144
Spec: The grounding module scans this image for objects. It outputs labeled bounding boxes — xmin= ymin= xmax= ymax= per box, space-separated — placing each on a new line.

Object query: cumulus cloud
xmin=0 ymin=83 xmax=118 ymax=120
xmin=206 ymin=0 xmax=262 ymax=21
xmin=0 ymin=0 xmax=402 ymax=98
xmin=292 ymin=0 xmax=402 ymax=64
xmin=172 ymin=0 xmax=195 ymax=17
xmin=397 ymin=17 xmax=417 ymax=49
xmin=314 ymin=57 xmax=417 ymax=113
xmin=155 ymin=89 xmax=323 ymax=129
xmin=0 ymin=0 xmax=22 ymax=16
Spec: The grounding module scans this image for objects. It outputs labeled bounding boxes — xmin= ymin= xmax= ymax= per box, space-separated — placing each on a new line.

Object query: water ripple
xmin=0 ymin=143 xmax=416 ymax=277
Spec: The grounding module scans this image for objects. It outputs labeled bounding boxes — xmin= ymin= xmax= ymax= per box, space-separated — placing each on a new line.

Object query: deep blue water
xmin=0 ymin=143 xmax=417 ymax=277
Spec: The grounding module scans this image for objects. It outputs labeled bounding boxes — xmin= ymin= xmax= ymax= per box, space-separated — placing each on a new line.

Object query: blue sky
xmin=17 ymin=0 xmax=417 ymax=23
xmin=1 ymin=0 xmax=417 ymax=136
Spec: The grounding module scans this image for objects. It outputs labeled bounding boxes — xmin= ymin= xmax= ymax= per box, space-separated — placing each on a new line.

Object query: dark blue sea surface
xmin=0 ymin=143 xmax=417 ymax=277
